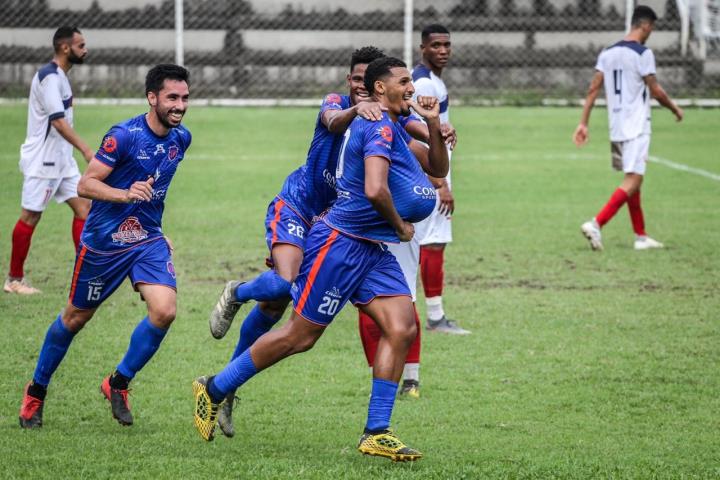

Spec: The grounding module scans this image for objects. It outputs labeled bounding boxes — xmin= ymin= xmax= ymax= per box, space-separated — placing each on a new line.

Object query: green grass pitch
xmin=0 ymin=104 xmax=718 ymax=478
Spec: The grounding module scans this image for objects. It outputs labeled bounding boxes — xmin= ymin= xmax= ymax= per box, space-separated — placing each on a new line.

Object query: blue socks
xmin=33 ymin=314 xmax=76 ymax=387
xmin=231 ymin=305 xmax=281 ymax=361
xmin=234 ymin=270 xmax=292 ymax=303
xmin=209 ymin=349 xmax=258 ymax=401
xmin=116 ymin=316 xmax=168 ymax=379
xmin=365 ymin=378 xmax=398 ymax=433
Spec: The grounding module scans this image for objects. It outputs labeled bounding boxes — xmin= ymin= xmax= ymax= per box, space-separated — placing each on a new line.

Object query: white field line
xmin=648 ymin=155 xmax=720 ymax=182
xmin=3 ymin=151 xmax=717 ymax=183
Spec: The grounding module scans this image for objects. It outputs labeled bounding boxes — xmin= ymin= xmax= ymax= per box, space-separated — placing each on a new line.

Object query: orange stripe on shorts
xmin=68 ymin=245 xmax=88 ymax=301
xmin=270 ymin=198 xmax=285 ymax=245
xmin=295 ymin=229 xmax=339 ymax=313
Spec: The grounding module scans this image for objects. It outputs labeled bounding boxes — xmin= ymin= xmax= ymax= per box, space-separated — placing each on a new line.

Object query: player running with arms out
xmin=193 ymin=56 xmax=448 ymax=462
xmin=5 ymin=26 xmax=93 ymax=295
xmin=206 ymin=47 xmax=389 ymax=437
xmin=575 ymin=5 xmax=683 ymax=251
xmin=19 ymin=64 xmax=191 ymax=429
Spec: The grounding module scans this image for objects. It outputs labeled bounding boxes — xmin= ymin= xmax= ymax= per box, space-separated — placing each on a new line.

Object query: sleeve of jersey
xmin=95 ymin=127 xmax=130 ymax=168
xmin=40 ymin=75 xmax=65 ymax=120
xmin=413 ymin=77 xmax=436 ymax=99
xmin=319 ymin=93 xmax=344 ymax=116
xmin=363 ymin=120 xmax=393 ymax=163
xmin=639 ymin=49 xmax=657 ymax=77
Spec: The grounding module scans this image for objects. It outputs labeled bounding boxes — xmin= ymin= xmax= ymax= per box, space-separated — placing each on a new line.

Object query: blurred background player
xmin=5 ymin=26 xmax=93 ymax=295
xmin=19 ymin=64 xmax=191 ymax=429
xmin=575 ymin=5 xmax=683 ymax=251
xmin=412 ymin=24 xmax=470 ymax=334
xmin=193 ymin=57 xmax=448 ymax=462
xmin=207 ymin=46 xmax=387 ymax=437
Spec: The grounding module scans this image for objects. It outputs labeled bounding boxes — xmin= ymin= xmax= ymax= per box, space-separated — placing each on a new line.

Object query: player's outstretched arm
xmin=78 ymin=159 xmax=155 ymax=203
xmin=574 ymin=71 xmax=604 ymax=147
xmin=364 ymin=156 xmax=414 ymax=242
xmin=51 ymin=117 xmax=95 ymax=162
xmin=645 ymin=75 xmax=684 ymax=122
xmin=407 ymin=96 xmax=449 ymax=178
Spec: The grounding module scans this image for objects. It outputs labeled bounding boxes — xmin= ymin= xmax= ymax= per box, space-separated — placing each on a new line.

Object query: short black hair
xmin=145 ymin=64 xmax=190 ymax=95
xmin=350 ymin=46 xmax=385 ymax=72
xmin=53 ymin=26 xmax=81 ymax=52
xmin=363 ymin=56 xmax=407 ymax=94
xmin=421 ymin=24 xmax=450 ymax=44
xmin=631 ymin=5 xmax=658 ymax=27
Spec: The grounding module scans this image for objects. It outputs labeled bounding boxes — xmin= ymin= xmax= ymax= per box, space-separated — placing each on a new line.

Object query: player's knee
xmin=259 ymin=299 xmax=289 ymax=319
xmin=61 ymin=306 xmax=94 ymax=332
xmin=19 ymin=209 xmax=42 ymax=226
xmin=150 ymin=306 xmax=176 ymax=328
xmin=385 ymin=318 xmax=417 ymax=347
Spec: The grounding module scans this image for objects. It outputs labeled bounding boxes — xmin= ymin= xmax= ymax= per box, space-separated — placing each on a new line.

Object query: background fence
xmin=0 ymin=0 xmax=718 ymax=100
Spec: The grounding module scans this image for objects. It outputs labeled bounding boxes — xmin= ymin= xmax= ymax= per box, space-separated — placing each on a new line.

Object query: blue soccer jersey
xmin=82 ymin=114 xmax=191 ymax=253
xmin=277 ymin=93 xmax=350 ymax=223
xmin=324 ymin=113 xmax=436 ymax=243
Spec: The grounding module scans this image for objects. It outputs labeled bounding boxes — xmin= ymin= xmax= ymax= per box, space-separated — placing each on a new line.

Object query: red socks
xmin=358 ymin=306 xmax=421 ymax=367
xmin=627 ymin=191 xmax=646 ymax=236
xmin=9 ymin=220 xmax=35 ymax=278
xmin=595 ymin=188 xmax=629 ymax=227
xmin=420 ymin=247 xmax=444 ymax=298
xmin=72 ymin=217 xmax=85 ymax=250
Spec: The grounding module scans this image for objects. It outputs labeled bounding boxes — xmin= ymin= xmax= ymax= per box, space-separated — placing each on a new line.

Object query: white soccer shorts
xmin=610 ymin=134 xmax=650 ymax=175
xmin=415 ymin=199 xmax=453 ymax=245
xmin=21 ymin=174 xmax=81 ymax=212
xmin=387 ymin=237 xmax=420 ymax=302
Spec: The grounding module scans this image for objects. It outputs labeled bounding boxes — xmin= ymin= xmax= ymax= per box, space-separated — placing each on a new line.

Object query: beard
xmin=68 ymin=51 xmax=85 ymax=65
xmin=156 ymin=107 xmax=184 ymax=129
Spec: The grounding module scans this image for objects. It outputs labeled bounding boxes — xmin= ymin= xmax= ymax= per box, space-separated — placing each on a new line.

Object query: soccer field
xmin=1 ymin=104 xmax=718 ymax=478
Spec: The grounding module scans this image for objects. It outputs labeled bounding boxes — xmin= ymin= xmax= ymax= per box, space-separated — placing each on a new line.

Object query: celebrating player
xmin=575 ymin=5 xmax=683 ymax=251
xmin=206 ymin=46 xmax=392 ymax=437
xmin=19 ymin=64 xmax=192 ymax=429
xmin=5 ymin=26 xmax=93 ymax=295
xmin=193 ymin=57 xmax=448 ymax=462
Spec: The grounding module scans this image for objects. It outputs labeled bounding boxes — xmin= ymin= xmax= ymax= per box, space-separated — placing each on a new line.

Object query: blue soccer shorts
xmin=69 ymin=238 xmax=176 ymax=310
xmin=291 ymin=221 xmax=411 ymax=326
xmin=264 ymin=196 xmax=311 ymax=252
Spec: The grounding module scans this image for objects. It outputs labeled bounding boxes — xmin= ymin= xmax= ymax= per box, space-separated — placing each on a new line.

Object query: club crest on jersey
xmin=168 ymin=145 xmax=179 ymax=161
xmin=102 ymin=136 xmax=117 ymax=153
xmin=325 ymin=94 xmax=342 ymax=106
xmin=111 ymin=216 xmax=148 ymax=245
xmin=378 ymin=125 xmax=393 ymax=143
xmin=153 ymin=144 xmax=165 ymax=156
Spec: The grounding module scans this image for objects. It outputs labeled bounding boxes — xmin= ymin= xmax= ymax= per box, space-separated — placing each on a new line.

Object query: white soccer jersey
xmin=19 ymin=61 xmax=79 ymax=178
xmin=595 ymin=41 xmax=656 ymax=142
xmin=412 ymin=63 xmax=449 ymax=124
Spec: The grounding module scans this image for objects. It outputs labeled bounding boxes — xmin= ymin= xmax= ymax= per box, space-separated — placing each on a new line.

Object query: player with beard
xmin=19 ymin=64 xmax=192 ymax=429
xmin=5 ymin=26 xmax=93 ymax=295
xmin=194 ymin=56 xmax=448 ymax=462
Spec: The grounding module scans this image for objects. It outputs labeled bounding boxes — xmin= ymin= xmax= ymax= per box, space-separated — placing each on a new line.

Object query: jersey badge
xmin=111 ymin=216 xmax=149 ymax=245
